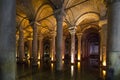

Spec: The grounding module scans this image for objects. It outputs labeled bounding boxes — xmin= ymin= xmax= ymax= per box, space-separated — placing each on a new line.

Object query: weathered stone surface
xmin=0 ymin=0 xmax=16 ymax=80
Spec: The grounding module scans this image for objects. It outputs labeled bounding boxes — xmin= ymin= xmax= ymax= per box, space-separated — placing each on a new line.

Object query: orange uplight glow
xmin=27 ymin=53 xmax=30 ymax=59
xmin=38 ymin=52 xmax=40 ymax=60
xmin=102 ymin=60 xmax=106 ymax=66
xmin=62 ymin=54 xmax=64 ymax=60
xmin=71 ymin=54 xmax=74 ymax=64
xmin=77 ymin=53 xmax=81 ymax=61
xmin=51 ymin=53 xmax=54 ymax=61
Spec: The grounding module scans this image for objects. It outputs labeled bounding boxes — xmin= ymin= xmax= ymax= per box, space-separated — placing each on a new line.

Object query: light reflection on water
xmin=77 ymin=62 xmax=81 ymax=71
xmin=51 ymin=63 xmax=54 ymax=71
xmin=37 ymin=61 xmax=40 ymax=69
xmin=71 ymin=65 xmax=74 ymax=77
xmin=17 ymin=60 xmax=107 ymax=80
xmin=102 ymin=70 xmax=106 ymax=80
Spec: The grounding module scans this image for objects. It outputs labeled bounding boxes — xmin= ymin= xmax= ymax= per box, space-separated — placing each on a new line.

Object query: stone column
xmin=99 ymin=29 xmax=103 ymax=63
xmin=55 ymin=7 xmax=64 ymax=71
xmin=69 ymin=27 xmax=76 ymax=64
xmin=50 ymin=32 xmax=56 ymax=62
xmin=77 ymin=33 xmax=82 ymax=61
xmin=0 ymin=0 xmax=16 ymax=80
xmin=18 ymin=27 xmax=25 ymax=62
xmin=107 ymin=0 xmax=120 ymax=77
xmin=32 ymin=23 xmax=38 ymax=65
xmin=38 ymin=35 xmax=43 ymax=60
xmin=28 ymin=38 xmax=32 ymax=59
xmin=99 ymin=25 xmax=107 ymax=67
xmin=62 ymin=36 xmax=66 ymax=60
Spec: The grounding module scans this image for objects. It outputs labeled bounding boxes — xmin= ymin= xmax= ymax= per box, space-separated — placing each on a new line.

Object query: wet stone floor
xmin=16 ymin=60 xmax=106 ymax=80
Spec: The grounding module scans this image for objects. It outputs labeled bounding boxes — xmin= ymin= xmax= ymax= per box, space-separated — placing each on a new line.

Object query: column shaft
xmin=70 ymin=33 xmax=75 ymax=64
xmin=32 ymin=24 xmax=38 ymax=65
xmin=38 ymin=37 xmax=43 ymax=60
xmin=77 ymin=33 xmax=82 ymax=61
xmin=0 ymin=0 xmax=16 ymax=80
xmin=55 ymin=8 xmax=64 ymax=70
xmin=107 ymin=1 xmax=120 ymax=76
xmin=62 ymin=36 xmax=66 ymax=60
xmin=28 ymin=40 xmax=32 ymax=59
xmin=18 ymin=27 xmax=25 ymax=62
xmin=50 ymin=34 xmax=56 ymax=62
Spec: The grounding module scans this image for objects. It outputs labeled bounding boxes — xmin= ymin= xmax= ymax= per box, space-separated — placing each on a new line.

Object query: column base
xmin=71 ymin=63 xmax=75 ymax=65
xmin=17 ymin=60 xmax=25 ymax=64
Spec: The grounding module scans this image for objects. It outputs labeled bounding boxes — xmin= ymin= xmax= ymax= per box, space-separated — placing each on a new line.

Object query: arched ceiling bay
xmin=16 ymin=0 xmax=107 ymax=40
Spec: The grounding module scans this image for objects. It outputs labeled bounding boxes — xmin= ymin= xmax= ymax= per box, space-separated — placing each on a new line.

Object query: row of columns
xmin=2 ymin=0 xmax=120 ymax=79
xmin=17 ymin=28 xmax=83 ymax=63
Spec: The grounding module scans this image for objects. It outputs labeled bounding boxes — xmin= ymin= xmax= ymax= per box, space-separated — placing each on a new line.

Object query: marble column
xmin=55 ymin=7 xmax=64 ymax=70
xmin=32 ymin=23 xmax=38 ymax=65
xmin=50 ymin=32 xmax=56 ymax=62
xmin=38 ymin=35 xmax=43 ymax=60
xmin=0 ymin=0 xmax=16 ymax=80
xmin=107 ymin=0 xmax=120 ymax=77
xmin=77 ymin=33 xmax=82 ymax=61
xmin=69 ymin=27 xmax=76 ymax=64
xmin=18 ymin=27 xmax=25 ymax=62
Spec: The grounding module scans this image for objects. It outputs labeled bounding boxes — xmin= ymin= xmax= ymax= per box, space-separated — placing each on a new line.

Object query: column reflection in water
xmin=102 ymin=70 xmax=106 ymax=80
xmin=71 ymin=65 xmax=74 ymax=77
xmin=77 ymin=62 xmax=81 ymax=71
xmin=38 ymin=61 xmax=40 ymax=69
xmin=28 ymin=60 xmax=31 ymax=67
xmin=51 ymin=63 xmax=54 ymax=72
xmin=62 ymin=60 xmax=64 ymax=64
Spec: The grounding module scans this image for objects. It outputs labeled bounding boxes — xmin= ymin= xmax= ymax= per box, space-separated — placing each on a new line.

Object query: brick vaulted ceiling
xmin=16 ymin=0 xmax=107 ymax=41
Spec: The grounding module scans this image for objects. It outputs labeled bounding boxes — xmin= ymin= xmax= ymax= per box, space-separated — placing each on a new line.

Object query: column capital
xmin=50 ymin=31 xmax=56 ymax=37
xmin=49 ymin=32 xmax=56 ymax=40
xmin=38 ymin=34 xmax=43 ymax=40
xmin=77 ymin=33 xmax=82 ymax=37
xmin=69 ymin=26 xmax=77 ymax=34
xmin=99 ymin=28 xmax=102 ymax=32
xmin=27 ymin=37 xmax=33 ymax=40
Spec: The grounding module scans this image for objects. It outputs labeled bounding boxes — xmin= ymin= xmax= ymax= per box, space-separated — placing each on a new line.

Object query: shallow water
xmin=16 ymin=60 xmax=106 ymax=80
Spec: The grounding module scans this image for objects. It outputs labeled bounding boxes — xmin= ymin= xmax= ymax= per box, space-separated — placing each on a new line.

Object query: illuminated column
xmin=38 ymin=35 xmax=43 ymax=60
xmin=28 ymin=38 xmax=32 ymax=59
xmin=62 ymin=36 xmax=66 ymax=60
xmin=32 ymin=23 xmax=38 ymax=65
xmin=0 ymin=0 xmax=16 ymax=79
xmin=69 ymin=27 xmax=76 ymax=64
xmin=16 ymin=35 xmax=19 ymax=58
xmin=77 ymin=33 xmax=82 ymax=61
xmin=99 ymin=26 xmax=107 ymax=67
xmin=107 ymin=0 xmax=120 ymax=77
xmin=18 ymin=27 xmax=25 ymax=62
xmin=55 ymin=7 xmax=64 ymax=71
xmin=99 ymin=29 xmax=103 ymax=63
xmin=50 ymin=32 xmax=56 ymax=62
